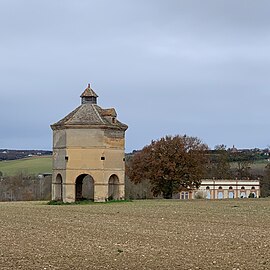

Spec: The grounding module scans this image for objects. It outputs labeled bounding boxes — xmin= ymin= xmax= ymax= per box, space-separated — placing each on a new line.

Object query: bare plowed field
xmin=0 ymin=199 xmax=269 ymax=270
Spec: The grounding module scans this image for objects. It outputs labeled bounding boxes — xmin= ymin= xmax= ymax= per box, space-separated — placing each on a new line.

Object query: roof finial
xmin=80 ymin=83 xmax=98 ymax=104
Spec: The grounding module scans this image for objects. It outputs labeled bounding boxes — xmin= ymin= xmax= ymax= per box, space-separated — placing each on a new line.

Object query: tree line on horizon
xmin=0 ymin=149 xmax=52 ymax=161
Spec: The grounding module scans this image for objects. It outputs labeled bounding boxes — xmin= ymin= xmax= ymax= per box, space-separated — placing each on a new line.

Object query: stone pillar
xmin=63 ymin=183 xmax=75 ymax=203
xmin=52 ymin=183 xmax=62 ymax=201
xmin=94 ymin=184 xmax=107 ymax=202
xmin=119 ymin=183 xmax=125 ymax=200
xmin=51 ymin=182 xmax=56 ymax=201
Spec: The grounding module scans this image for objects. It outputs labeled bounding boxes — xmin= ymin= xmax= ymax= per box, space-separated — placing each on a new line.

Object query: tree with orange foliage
xmin=127 ymin=135 xmax=208 ymax=199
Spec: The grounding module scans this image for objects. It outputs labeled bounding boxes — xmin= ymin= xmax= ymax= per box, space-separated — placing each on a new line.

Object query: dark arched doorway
xmin=55 ymin=174 xmax=63 ymax=201
xmin=108 ymin=174 xmax=120 ymax=200
xmin=75 ymin=174 xmax=94 ymax=201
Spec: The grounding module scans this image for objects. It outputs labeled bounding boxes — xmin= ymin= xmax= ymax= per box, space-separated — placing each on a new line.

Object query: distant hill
xmin=0 ymin=149 xmax=52 ymax=161
xmin=0 ymin=156 xmax=52 ymax=176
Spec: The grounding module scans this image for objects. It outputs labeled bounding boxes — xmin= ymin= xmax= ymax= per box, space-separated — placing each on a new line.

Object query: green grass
xmin=0 ymin=156 xmax=52 ymax=176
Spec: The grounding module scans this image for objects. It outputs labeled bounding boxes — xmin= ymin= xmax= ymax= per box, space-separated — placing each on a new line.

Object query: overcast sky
xmin=1 ymin=0 xmax=270 ymax=152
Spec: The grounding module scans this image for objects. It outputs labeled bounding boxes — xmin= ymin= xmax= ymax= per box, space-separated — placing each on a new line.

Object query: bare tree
xmin=209 ymin=145 xmax=231 ymax=179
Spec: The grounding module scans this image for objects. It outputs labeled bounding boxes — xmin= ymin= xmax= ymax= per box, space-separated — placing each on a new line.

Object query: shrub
xmin=194 ymin=190 xmax=207 ymax=199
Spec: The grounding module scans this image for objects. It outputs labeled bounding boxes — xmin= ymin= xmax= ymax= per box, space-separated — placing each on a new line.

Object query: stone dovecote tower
xmin=51 ymin=83 xmax=128 ymax=202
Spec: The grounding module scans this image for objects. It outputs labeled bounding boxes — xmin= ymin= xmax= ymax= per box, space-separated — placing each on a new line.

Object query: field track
xmin=0 ymin=199 xmax=269 ymax=270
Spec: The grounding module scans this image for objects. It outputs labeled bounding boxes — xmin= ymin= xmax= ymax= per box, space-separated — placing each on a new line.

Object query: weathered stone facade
xmin=51 ymin=84 xmax=128 ymax=202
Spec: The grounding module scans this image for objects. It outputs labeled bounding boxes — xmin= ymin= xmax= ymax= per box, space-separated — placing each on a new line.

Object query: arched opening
xmin=108 ymin=174 xmax=120 ymax=200
xmin=249 ymin=192 xmax=256 ymax=198
xmin=240 ymin=191 xmax=246 ymax=198
xmin=228 ymin=186 xmax=234 ymax=198
xmin=54 ymin=174 xmax=63 ymax=201
xmin=205 ymin=187 xmax=210 ymax=199
xmin=75 ymin=174 xmax=94 ymax=201
xmin=218 ymin=191 xmax=223 ymax=199
xmin=180 ymin=191 xmax=189 ymax=200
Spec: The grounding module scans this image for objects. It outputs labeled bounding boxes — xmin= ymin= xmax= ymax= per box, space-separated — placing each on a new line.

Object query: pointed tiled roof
xmin=51 ymin=104 xmax=128 ymax=130
xmin=80 ymin=83 xmax=98 ymax=98
xmin=51 ymin=84 xmax=128 ymax=131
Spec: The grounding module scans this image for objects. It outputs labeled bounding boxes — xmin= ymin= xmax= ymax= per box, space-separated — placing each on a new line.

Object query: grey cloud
xmin=0 ymin=0 xmax=270 ymax=151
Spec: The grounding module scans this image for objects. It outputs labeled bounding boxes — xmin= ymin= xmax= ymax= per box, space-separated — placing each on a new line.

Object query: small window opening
xmin=101 ymin=156 xmax=105 ymax=160
xmin=65 ymin=156 xmax=69 ymax=161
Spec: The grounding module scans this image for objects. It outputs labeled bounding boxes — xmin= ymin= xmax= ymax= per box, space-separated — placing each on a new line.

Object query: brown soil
xmin=0 ymin=199 xmax=269 ymax=270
